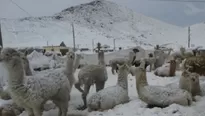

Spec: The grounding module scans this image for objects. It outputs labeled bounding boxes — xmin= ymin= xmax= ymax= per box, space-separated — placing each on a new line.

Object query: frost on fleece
xmin=0 ymin=48 xmax=71 ymax=116
xmin=87 ymin=64 xmax=130 ymax=112
xmin=135 ymin=61 xmax=192 ymax=108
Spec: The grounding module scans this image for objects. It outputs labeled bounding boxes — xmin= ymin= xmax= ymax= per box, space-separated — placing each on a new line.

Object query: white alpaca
xmin=87 ymin=63 xmax=130 ymax=112
xmin=75 ymin=50 xmax=108 ymax=110
xmin=0 ymin=51 xmax=32 ymax=100
xmin=166 ymin=70 xmax=205 ymax=100
xmin=109 ymin=50 xmax=136 ymax=74
xmin=0 ymin=48 xmax=71 ymax=116
xmin=135 ymin=60 xmax=192 ymax=108
xmin=73 ymin=53 xmax=83 ymax=72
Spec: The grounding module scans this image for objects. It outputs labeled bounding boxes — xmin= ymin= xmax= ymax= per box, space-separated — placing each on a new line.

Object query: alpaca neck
xmin=169 ymin=61 xmax=176 ymax=76
xmin=65 ymin=58 xmax=75 ymax=87
xmin=117 ymin=70 xmax=128 ymax=89
xmin=136 ymin=70 xmax=148 ymax=92
xmin=6 ymin=60 xmax=26 ymax=93
xmin=65 ymin=59 xmax=74 ymax=75
xmin=25 ymin=64 xmax=32 ymax=76
xmin=73 ymin=57 xmax=80 ymax=72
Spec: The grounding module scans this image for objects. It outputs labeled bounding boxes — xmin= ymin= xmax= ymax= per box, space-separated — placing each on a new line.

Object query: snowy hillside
xmin=1 ymin=0 xmax=188 ymax=49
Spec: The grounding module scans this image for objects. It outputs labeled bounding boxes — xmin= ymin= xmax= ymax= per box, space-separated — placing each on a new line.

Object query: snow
xmin=27 ymin=50 xmax=52 ymax=69
xmin=1 ymin=56 xmax=205 ymax=115
xmin=4 ymin=69 xmax=202 ymax=116
xmin=0 ymin=0 xmax=205 ymax=115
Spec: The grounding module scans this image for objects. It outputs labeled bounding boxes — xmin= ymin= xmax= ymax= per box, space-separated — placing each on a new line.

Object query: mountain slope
xmin=1 ymin=0 xmax=187 ymax=49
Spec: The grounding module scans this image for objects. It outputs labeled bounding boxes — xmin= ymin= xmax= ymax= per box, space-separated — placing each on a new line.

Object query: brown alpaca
xmin=183 ymin=56 xmax=205 ymax=76
xmin=154 ymin=59 xmax=176 ymax=77
xmin=169 ymin=60 xmax=177 ymax=77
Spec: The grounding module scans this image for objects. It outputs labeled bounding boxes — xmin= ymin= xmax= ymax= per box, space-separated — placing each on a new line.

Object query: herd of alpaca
xmin=0 ymin=45 xmax=205 ymax=116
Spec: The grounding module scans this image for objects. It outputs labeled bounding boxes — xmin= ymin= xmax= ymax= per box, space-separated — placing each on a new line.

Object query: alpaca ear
xmin=116 ymin=64 xmax=120 ymax=69
xmin=182 ymin=70 xmax=189 ymax=77
xmin=24 ymin=50 xmax=28 ymax=56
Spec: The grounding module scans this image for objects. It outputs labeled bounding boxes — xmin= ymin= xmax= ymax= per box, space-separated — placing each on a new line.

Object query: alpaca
xmin=63 ymin=51 xmax=76 ymax=89
xmin=180 ymin=70 xmax=201 ymax=98
xmin=19 ymin=52 xmax=32 ymax=76
xmin=154 ymin=48 xmax=172 ymax=69
xmin=182 ymin=55 xmax=205 ymax=76
xmin=0 ymin=48 xmax=71 ymax=116
xmin=154 ymin=59 xmax=176 ymax=77
xmin=109 ymin=58 xmax=129 ymax=74
xmin=87 ymin=63 xmax=130 ymax=112
xmin=135 ymin=60 xmax=192 ymax=108
xmin=166 ymin=70 xmax=201 ymax=100
xmin=0 ymin=51 xmax=32 ymax=100
xmin=109 ymin=50 xmax=137 ymax=74
xmin=73 ymin=54 xmax=83 ymax=72
xmin=75 ymin=50 xmax=108 ymax=110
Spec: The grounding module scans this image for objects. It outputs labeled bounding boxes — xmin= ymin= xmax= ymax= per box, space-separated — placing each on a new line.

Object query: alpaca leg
xmin=53 ymin=101 xmax=62 ymax=116
xmin=25 ymin=107 xmax=34 ymax=116
xmin=59 ymin=102 xmax=68 ymax=116
xmin=95 ymin=81 xmax=105 ymax=92
xmin=111 ymin=66 xmax=115 ymax=75
xmin=78 ymin=84 xmax=91 ymax=110
xmin=75 ymin=82 xmax=84 ymax=93
xmin=33 ymin=107 xmax=42 ymax=116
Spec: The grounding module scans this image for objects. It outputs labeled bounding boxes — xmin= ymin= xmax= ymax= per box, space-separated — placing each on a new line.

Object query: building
xmin=43 ymin=41 xmax=70 ymax=56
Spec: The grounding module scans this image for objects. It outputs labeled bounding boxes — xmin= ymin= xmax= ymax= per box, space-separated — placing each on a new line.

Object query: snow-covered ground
xmin=13 ymin=68 xmax=205 ymax=116
xmin=1 ymin=55 xmax=205 ymax=116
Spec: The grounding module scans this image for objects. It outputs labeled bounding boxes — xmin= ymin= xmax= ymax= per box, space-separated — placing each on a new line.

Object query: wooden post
xmin=188 ymin=26 xmax=191 ymax=48
xmin=113 ymin=39 xmax=116 ymax=51
xmin=0 ymin=23 xmax=3 ymax=48
xmin=92 ymin=39 xmax=95 ymax=52
xmin=71 ymin=23 xmax=76 ymax=52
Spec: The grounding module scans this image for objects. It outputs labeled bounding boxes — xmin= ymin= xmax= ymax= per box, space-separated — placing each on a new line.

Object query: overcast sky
xmin=0 ymin=0 xmax=205 ymax=27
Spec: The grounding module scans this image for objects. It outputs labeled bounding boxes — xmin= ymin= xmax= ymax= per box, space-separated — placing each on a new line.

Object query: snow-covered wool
xmin=64 ymin=51 xmax=76 ymax=89
xmin=75 ymin=50 xmax=108 ymax=110
xmin=0 ymin=48 xmax=71 ymax=116
xmin=182 ymin=55 xmax=205 ymax=76
xmin=154 ymin=59 xmax=176 ymax=77
xmin=0 ymin=51 xmax=33 ymax=100
xmin=87 ymin=63 xmax=130 ymax=112
xmin=166 ymin=70 xmax=202 ymax=100
xmin=135 ymin=60 xmax=192 ymax=108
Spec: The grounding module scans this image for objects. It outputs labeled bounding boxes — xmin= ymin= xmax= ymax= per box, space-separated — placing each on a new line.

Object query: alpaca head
xmin=182 ymin=70 xmax=200 ymax=84
xmin=0 ymin=48 xmax=22 ymax=67
xmin=134 ymin=60 xmax=146 ymax=78
xmin=66 ymin=51 xmax=75 ymax=60
xmin=117 ymin=63 xmax=130 ymax=75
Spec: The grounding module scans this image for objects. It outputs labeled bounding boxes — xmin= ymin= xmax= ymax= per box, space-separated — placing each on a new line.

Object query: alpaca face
xmin=182 ymin=70 xmax=200 ymax=84
xmin=66 ymin=51 xmax=75 ymax=60
xmin=118 ymin=64 xmax=130 ymax=73
xmin=0 ymin=48 xmax=21 ymax=63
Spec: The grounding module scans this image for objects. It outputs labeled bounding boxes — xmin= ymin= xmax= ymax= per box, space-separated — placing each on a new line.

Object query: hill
xmin=0 ymin=0 xmax=187 ymax=49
